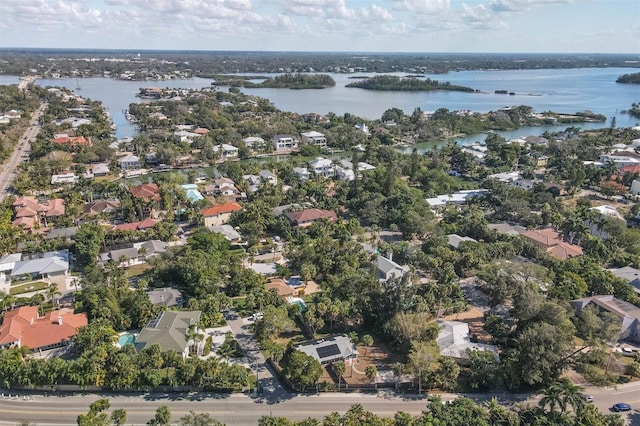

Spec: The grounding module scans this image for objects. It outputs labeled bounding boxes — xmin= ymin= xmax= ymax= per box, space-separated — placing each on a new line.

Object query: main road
xmin=0 ymin=381 xmax=638 ymax=425
xmin=0 ymin=101 xmax=47 ymax=202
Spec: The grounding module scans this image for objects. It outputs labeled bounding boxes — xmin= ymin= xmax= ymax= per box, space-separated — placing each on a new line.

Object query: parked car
xmin=584 ymin=395 xmax=594 ymax=403
xmin=612 ymin=403 xmax=631 ymax=412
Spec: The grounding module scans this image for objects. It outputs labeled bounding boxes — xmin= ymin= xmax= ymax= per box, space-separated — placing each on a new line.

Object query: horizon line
xmin=0 ymin=48 xmax=639 ymax=56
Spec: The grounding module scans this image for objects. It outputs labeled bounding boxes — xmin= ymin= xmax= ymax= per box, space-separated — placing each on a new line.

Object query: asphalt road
xmin=0 ymin=102 xmax=47 ymax=202
xmin=0 ymin=381 xmax=638 ymax=426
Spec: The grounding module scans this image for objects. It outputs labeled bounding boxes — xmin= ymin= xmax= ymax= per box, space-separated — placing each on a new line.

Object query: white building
xmin=309 ymin=157 xmax=334 ymax=178
xmin=272 ymin=134 xmax=298 ymax=151
xmin=301 ymin=131 xmax=327 ymax=148
xmin=213 ymin=144 xmax=239 ymax=159
xmin=51 ymin=173 xmax=78 ymax=185
xmin=293 ymin=167 xmax=310 ymax=180
xmin=242 ymin=136 xmax=266 ymax=150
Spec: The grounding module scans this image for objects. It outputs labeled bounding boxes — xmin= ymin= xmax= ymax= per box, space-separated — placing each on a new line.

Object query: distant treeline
xmin=616 ymin=72 xmax=640 ymax=84
xmin=346 ymin=75 xmax=475 ymax=92
xmin=212 ymin=73 xmax=335 ymax=89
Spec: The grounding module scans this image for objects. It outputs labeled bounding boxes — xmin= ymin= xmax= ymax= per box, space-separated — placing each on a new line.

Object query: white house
xmin=118 ymin=153 xmax=141 ymax=170
xmin=259 ymin=170 xmax=278 ymax=185
xmin=309 ymin=157 xmax=334 ymax=178
xmin=631 ymin=180 xmax=640 ymax=195
xmin=335 ymin=165 xmax=355 ymax=181
xmin=242 ymin=136 xmax=266 ymax=150
xmin=436 ymin=320 xmax=498 ymax=361
xmin=272 ymin=134 xmax=298 ymax=151
xmin=51 ymin=173 xmax=78 ymax=185
xmin=301 ymin=131 xmax=327 ymax=148
xmin=213 ymin=144 xmax=239 ymax=159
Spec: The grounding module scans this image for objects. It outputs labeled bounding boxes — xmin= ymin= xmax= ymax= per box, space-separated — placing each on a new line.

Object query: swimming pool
xmin=118 ymin=333 xmax=136 ymax=347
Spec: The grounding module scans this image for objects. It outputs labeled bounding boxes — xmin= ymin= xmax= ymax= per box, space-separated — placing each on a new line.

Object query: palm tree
xmin=46 ymin=284 xmax=61 ymax=308
xmin=392 ymin=362 xmax=404 ymax=391
xmin=538 ymin=381 xmax=565 ymax=414
xmin=365 ymin=365 xmax=378 ymax=389
xmin=333 ymin=360 xmax=346 ymax=391
xmin=558 ymin=378 xmax=586 ymax=414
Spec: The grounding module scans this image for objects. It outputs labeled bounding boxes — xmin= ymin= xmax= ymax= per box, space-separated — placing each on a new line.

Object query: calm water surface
xmin=1 ymin=69 xmax=638 ymax=142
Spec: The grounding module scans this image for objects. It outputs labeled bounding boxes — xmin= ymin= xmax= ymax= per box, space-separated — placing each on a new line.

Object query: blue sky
xmin=0 ymin=0 xmax=638 ymax=53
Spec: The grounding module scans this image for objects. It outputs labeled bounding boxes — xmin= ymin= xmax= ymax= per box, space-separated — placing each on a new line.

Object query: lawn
xmin=125 ymin=263 xmax=152 ymax=278
xmin=10 ymin=281 xmax=49 ymax=295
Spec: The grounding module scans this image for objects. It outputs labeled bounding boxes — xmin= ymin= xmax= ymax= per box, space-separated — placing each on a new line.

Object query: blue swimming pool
xmin=118 ymin=333 xmax=136 ymax=347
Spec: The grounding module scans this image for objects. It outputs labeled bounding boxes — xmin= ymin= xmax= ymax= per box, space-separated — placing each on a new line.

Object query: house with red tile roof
xmin=51 ymin=135 xmax=91 ymax=147
xmin=111 ymin=218 xmax=159 ymax=231
xmin=0 ymin=306 xmax=88 ymax=352
xmin=12 ymin=197 xmax=65 ymax=230
xmin=201 ymin=202 xmax=242 ymax=227
xmin=519 ymin=228 xmax=583 ymax=260
xmin=129 ymin=183 xmax=161 ymax=202
xmin=285 ymin=208 xmax=337 ymax=227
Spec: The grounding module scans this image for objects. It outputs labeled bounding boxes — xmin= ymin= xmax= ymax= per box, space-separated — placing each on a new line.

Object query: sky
xmin=0 ymin=0 xmax=639 ymax=53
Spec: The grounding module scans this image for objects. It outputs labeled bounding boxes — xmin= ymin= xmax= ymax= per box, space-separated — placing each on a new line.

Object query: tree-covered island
xmin=345 ymin=75 xmax=476 ymax=92
xmin=211 ymin=73 xmax=336 ymax=90
xmin=616 ymin=72 xmax=640 ymax=84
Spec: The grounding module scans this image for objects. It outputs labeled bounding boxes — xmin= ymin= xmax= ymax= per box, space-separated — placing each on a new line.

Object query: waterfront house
xmin=301 ymin=131 xmax=327 ymax=148
xmin=118 ymin=153 xmax=141 ymax=170
xmin=309 ymin=157 xmax=334 ymax=178
xmin=242 ymin=136 xmax=266 ymax=150
xmin=90 ymin=163 xmax=110 ymax=176
xmin=213 ymin=144 xmax=239 ymax=159
xmin=272 ymin=134 xmax=298 ymax=151
xmin=207 ymin=177 xmax=240 ymax=197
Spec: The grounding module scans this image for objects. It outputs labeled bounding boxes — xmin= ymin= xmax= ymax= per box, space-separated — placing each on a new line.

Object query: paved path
xmin=223 ymin=309 xmax=286 ymax=397
xmin=0 ymin=101 xmax=47 ymax=201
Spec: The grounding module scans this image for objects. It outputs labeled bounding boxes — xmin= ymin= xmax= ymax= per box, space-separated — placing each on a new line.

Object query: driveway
xmin=223 ymin=309 xmax=288 ymax=400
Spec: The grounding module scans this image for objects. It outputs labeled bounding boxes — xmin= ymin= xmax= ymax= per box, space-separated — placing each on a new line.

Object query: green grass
xmin=10 ymin=281 xmax=49 ymax=295
xmin=125 ymin=263 xmax=152 ymax=278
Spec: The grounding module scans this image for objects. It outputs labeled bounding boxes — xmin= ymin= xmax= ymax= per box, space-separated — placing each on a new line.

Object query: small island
xmin=345 ymin=75 xmax=475 ymax=92
xmin=212 ymin=73 xmax=336 ymax=89
xmin=616 ymin=72 xmax=640 ymax=84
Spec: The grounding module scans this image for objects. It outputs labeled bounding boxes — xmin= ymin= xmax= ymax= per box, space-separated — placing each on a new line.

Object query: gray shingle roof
xmin=135 ymin=311 xmax=201 ymax=353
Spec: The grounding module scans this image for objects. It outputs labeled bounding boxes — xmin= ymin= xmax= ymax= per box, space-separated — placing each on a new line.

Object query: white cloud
xmin=489 ymin=0 xmax=576 ymax=13
xmin=390 ymin=0 xmax=450 ymax=14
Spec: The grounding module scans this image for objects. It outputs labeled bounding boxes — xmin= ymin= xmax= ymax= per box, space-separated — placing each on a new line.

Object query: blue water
xmin=2 ymin=68 xmax=639 ymax=141
xmin=118 ymin=333 xmax=135 ymax=346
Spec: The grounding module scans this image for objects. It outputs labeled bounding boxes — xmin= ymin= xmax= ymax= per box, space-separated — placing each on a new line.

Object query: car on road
xmin=611 ymin=403 xmax=631 ymax=412
xmin=584 ymin=394 xmax=593 ymax=403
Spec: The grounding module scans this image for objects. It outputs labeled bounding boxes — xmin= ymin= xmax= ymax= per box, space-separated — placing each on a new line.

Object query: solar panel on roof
xmin=316 ymin=343 xmax=341 ymax=359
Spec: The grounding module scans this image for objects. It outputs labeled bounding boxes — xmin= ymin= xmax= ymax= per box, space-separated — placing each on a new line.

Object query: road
xmin=0 ymin=102 xmax=47 ymax=202
xmin=0 ymin=381 xmax=638 ymax=425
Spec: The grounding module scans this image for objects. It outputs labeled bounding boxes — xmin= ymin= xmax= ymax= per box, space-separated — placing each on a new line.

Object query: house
xmin=46 ymin=226 xmax=78 ymax=242
xmin=82 ymin=200 xmax=121 ymax=217
xmin=436 ymin=320 xmax=498 ymax=361
xmin=448 ymin=234 xmax=478 ymax=249
xmin=259 ymin=170 xmax=278 ymax=185
xmin=335 ymin=165 xmax=355 ymax=181
xmin=181 ymin=184 xmax=204 ymax=203
xmin=206 ymin=178 xmax=240 ymax=197
xmin=12 ymin=197 xmax=65 ymax=230
xmin=135 ymin=311 xmax=201 ymax=358
xmin=7 ymin=250 xmax=70 ymax=283
xmin=377 ymin=254 xmax=410 ymax=282
xmin=309 ymin=157 xmax=334 ymax=178
xmin=90 ymin=163 xmax=110 ymax=176
xmin=292 ymin=334 xmax=358 ymax=365
xmin=630 ymin=180 xmax=640 ymax=195
xmin=266 ymin=278 xmax=296 ymax=298
xmin=213 ymin=144 xmax=239 ymax=159
xmin=285 ymin=208 xmax=337 ymax=227
xmin=101 ymin=240 xmax=168 ymax=267
xmin=242 ymin=136 xmax=265 ymax=150
xmin=201 ymin=202 xmax=242 ymax=227
xmin=210 ymin=224 xmax=242 ymax=242
xmin=51 ymin=135 xmax=91 ymax=147
xmin=118 ymin=153 xmax=141 ymax=170
xmin=293 ymin=167 xmax=310 ymax=180
xmin=147 ymin=287 xmax=184 ymax=308
xmin=301 ymin=131 xmax=327 ymax=148
xmin=519 ymin=228 xmax=583 ymax=260
xmin=111 ymin=218 xmax=159 ymax=231
xmin=426 ymin=190 xmax=488 ymax=210
xmin=588 ymin=205 xmax=626 ymax=238
xmin=488 ymin=223 xmax=527 ymax=236
xmin=0 ymin=306 xmax=88 ymax=352
xmin=571 ymin=295 xmax=640 ymax=342
xmin=51 ymin=173 xmax=78 ymax=185
xmin=609 ymin=266 xmax=640 ymax=295
xmin=272 ymin=134 xmax=298 ymax=151
xmin=130 ymin=183 xmax=161 ymax=202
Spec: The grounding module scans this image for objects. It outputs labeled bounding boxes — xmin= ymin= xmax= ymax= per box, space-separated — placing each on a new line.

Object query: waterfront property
xmin=272 ymin=134 xmax=298 ymax=151
xmin=301 ymin=131 xmax=327 ymax=148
